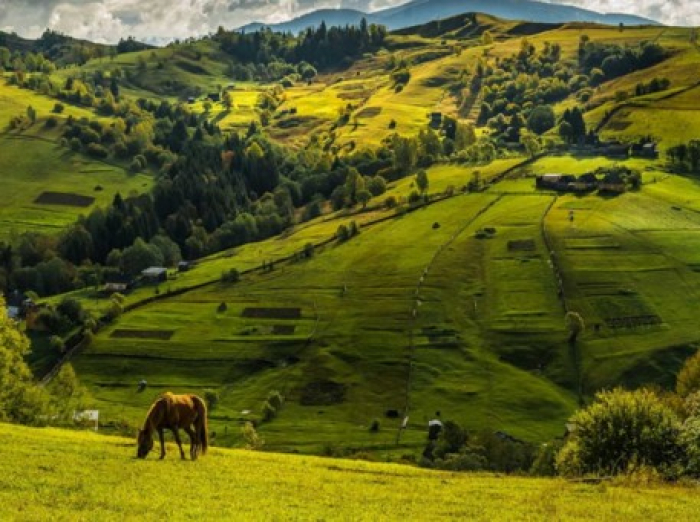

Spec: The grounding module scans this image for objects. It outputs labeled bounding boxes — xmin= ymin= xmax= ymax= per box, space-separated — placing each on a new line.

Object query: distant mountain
xmin=238 ymin=0 xmax=659 ymax=34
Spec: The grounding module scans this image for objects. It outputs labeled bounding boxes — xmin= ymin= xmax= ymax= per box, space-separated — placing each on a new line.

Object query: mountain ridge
xmin=238 ymin=0 xmax=659 ymax=34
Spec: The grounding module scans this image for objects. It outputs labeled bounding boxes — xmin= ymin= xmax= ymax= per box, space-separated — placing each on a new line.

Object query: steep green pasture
xmin=0 ymin=135 xmax=150 ymax=239
xmin=75 ymin=190 xmax=578 ymax=450
xmin=544 ymin=184 xmax=700 ymax=392
xmin=3 ymin=423 xmax=699 ymax=521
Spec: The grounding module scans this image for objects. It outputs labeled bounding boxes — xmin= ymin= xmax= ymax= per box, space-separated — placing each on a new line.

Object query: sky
xmin=0 ymin=0 xmax=697 ymax=44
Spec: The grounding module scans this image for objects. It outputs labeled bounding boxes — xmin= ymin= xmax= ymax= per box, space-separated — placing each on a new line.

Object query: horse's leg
xmin=184 ymin=426 xmax=197 ymax=460
xmin=171 ymin=427 xmax=186 ymax=459
xmin=158 ymin=428 xmax=166 ymax=460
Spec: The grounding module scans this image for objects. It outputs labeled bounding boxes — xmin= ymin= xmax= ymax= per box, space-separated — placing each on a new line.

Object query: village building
xmin=141 ymin=267 xmax=168 ymax=284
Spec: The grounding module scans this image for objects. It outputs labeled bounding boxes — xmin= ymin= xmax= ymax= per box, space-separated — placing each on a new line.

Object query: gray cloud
xmin=0 ymin=0 xmax=696 ymax=44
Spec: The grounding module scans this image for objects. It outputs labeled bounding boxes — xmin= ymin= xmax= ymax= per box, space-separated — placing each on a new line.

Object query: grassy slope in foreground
xmin=1 ymin=424 xmax=698 ymax=521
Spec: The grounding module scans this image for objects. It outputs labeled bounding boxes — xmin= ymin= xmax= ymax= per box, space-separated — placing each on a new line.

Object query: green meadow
xmin=3 ymin=10 xmax=700 ymax=462
xmin=1 ymin=423 xmax=699 ymax=521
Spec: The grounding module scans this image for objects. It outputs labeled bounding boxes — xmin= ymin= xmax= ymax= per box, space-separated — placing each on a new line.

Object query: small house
xmin=141 ymin=267 xmax=168 ymax=284
xmin=599 ymin=173 xmax=626 ymax=194
xmin=631 ymin=142 xmax=659 ymax=159
xmin=103 ymin=275 xmax=134 ymax=294
xmin=602 ymin=141 xmax=630 ymax=159
xmin=536 ymin=174 xmax=577 ymax=191
xmin=177 ymin=261 xmax=193 ymax=272
xmin=207 ymin=92 xmax=220 ymax=102
xmin=187 ymin=97 xmax=196 ymax=104
xmin=5 ymin=291 xmax=30 ymax=320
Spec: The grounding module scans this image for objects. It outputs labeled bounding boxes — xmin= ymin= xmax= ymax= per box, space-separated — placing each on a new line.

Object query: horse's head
xmin=136 ymin=429 xmax=153 ymax=459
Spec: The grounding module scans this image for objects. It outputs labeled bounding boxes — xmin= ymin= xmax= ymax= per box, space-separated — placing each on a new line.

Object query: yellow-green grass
xmin=0 ymin=81 xmax=97 ymax=129
xmin=0 ymin=135 xmax=151 ymax=239
xmin=384 ymin=159 xmax=524 ymax=201
xmin=2 ymin=423 xmax=699 ymax=521
xmin=599 ymin=106 xmax=700 ymax=150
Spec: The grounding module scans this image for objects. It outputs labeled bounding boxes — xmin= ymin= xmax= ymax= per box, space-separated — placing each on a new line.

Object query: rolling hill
xmin=4 ymin=12 xmax=700 ymax=458
xmin=239 ymin=0 xmax=658 ymax=33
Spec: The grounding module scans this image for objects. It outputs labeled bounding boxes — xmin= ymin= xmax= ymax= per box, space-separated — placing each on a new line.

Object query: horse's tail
xmin=194 ymin=395 xmax=209 ymax=455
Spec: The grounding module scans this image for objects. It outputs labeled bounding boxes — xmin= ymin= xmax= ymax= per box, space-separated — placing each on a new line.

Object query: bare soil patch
xmin=508 ymin=239 xmax=536 ymax=252
xmin=272 ymin=325 xmax=296 ymax=335
xmin=242 ymin=307 xmax=301 ymax=320
xmin=110 ymin=329 xmax=175 ymax=340
xmin=356 ymin=107 xmax=382 ymax=118
xmin=300 ymin=380 xmax=346 ymax=406
xmin=606 ymin=120 xmax=632 ymax=131
xmin=34 ymin=191 xmax=95 ymax=207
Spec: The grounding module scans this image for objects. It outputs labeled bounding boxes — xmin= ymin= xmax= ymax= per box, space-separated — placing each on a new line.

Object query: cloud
xmin=0 ymin=0 xmax=696 ymax=43
xmin=545 ymin=0 xmax=700 ymax=26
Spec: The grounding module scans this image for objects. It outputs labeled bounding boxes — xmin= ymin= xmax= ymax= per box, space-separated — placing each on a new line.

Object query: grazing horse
xmin=137 ymin=392 xmax=208 ymax=460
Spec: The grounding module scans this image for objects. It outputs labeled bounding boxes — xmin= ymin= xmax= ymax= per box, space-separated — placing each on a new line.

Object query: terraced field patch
xmin=34 ymin=191 xmax=95 ymax=207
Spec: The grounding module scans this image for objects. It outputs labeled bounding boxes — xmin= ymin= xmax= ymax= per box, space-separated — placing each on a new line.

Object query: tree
xmin=677 ymin=351 xmax=700 ymax=398
xmin=222 ymin=91 xmax=234 ymax=111
xmin=556 ymin=388 xmax=684 ymax=477
xmin=455 ymin=122 xmax=477 ymax=151
xmin=520 ymin=131 xmax=541 ymax=158
xmin=559 ymin=121 xmax=574 ymax=144
xmin=416 ymin=169 xmax=429 ymax=194
xmin=565 ymin=311 xmax=585 ymax=344
xmin=122 ymin=237 xmax=164 ymax=277
xmin=527 ymin=105 xmax=556 ymax=135
xmin=356 ymin=189 xmax=371 ymax=209
xmin=241 ymin=421 xmax=264 ymax=450
xmin=204 ymin=389 xmax=219 ymax=411
xmin=0 ymin=297 xmax=49 ymax=424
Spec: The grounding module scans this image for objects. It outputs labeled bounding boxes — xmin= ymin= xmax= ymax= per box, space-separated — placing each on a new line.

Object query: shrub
xmin=221 ymin=268 xmax=240 ymax=284
xmin=677 ymin=351 xmax=700 ymax=398
xmin=49 ymin=335 xmax=65 ymax=354
xmin=369 ymin=419 xmax=380 ymax=432
xmin=337 ymin=224 xmax=350 ymax=242
xmin=384 ymin=196 xmax=398 ymax=209
xmin=556 ymin=388 xmax=684 ymax=477
xmin=204 ymin=389 xmax=219 ymax=411
xmin=241 ymin=421 xmax=264 ymax=450
xmin=262 ymin=401 xmax=277 ymax=422
xmin=267 ymin=391 xmax=284 ymax=411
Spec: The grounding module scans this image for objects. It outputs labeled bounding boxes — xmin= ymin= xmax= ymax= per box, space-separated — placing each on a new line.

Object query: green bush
xmin=677 ymin=351 xmax=700 ymax=398
xmin=262 ymin=401 xmax=277 ymax=422
xmin=556 ymin=388 xmax=684 ymax=477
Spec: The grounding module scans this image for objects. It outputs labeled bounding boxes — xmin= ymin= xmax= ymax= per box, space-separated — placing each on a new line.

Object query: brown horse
xmin=137 ymin=392 xmax=208 ymax=460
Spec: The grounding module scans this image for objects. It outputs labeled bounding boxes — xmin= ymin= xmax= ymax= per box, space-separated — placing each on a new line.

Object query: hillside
xmin=1 ymin=423 xmax=698 ymax=520
xmin=3 ymin=13 xmax=700 ymax=457
xmin=239 ymin=0 xmax=657 ymax=33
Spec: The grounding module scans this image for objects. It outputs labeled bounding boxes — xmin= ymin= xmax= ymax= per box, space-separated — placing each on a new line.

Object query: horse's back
xmin=164 ymin=393 xmax=202 ymax=426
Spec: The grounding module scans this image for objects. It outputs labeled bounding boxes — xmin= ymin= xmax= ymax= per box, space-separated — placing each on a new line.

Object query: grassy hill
xmin=63 ymin=150 xmax=700 ymax=452
xmin=0 ymin=82 xmax=152 ymax=239
xmin=1 ymin=423 xmax=698 ymax=521
xmin=5 ymin=13 xmax=700 ymax=456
